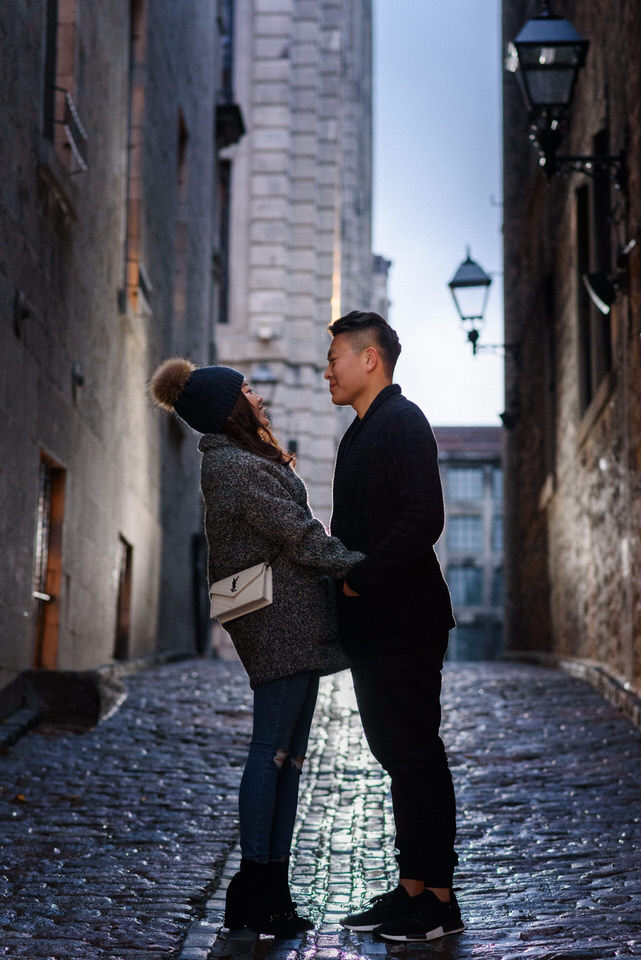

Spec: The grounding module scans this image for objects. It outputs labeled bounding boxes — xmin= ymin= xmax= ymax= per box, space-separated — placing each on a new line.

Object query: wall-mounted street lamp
xmin=505 ymin=1 xmax=625 ymax=184
xmin=448 ymin=251 xmax=520 ymax=427
xmin=448 ymin=249 xmax=492 ymax=354
xmin=448 ymin=249 xmax=517 ymax=358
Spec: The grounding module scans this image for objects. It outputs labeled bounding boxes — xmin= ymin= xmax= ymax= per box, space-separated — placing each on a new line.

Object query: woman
xmin=149 ymin=357 xmax=363 ymax=937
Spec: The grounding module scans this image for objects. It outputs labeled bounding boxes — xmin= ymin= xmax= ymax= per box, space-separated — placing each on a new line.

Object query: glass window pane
xmin=492 ymin=567 xmax=504 ymax=606
xmin=447 ymin=515 xmax=483 ymax=551
xmin=447 ymin=468 xmax=484 ymax=501
xmin=492 ymin=468 xmax=503 ymax=501
xmin=492 ymin=514 xmax=503 ymax=552
xmin=447 ymin=624 xmax=486 ymax=661
xmin=448 ymin=565 xmax=483 ymax=606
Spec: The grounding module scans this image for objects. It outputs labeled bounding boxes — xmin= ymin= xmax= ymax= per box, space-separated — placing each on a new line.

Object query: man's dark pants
xmin=350 ymin=633 xmax=457 ymax=887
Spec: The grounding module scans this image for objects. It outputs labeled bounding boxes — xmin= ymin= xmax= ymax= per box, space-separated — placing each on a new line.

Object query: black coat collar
xmin=351 ymin=383 xmax=401 ymax=431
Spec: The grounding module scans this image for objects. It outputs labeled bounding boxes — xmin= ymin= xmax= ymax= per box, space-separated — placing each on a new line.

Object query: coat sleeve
xmin=344 ymin=407 xmax=445 ymax=594
xmin=234 ymin=459 xmax=365 ymax=577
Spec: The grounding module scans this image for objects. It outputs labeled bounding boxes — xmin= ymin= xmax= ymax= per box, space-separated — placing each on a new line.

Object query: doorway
xmin=32 ymin=455 xmax=66 ymax=669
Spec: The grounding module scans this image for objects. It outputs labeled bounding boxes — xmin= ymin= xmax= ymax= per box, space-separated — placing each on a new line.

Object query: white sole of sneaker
xmin=340 ymin=922 xmax=383 ymax=932
xmin=379 ymin=923 xmax=465 ymax=942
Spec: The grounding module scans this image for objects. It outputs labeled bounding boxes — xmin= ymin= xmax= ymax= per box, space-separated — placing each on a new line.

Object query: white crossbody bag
xmin=209 ymin=562 xmax=273 ymax=624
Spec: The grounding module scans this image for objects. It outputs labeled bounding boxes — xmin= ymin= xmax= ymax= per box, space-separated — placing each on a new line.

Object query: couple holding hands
xmin=150 ymin=310 xmax=462 ymax=944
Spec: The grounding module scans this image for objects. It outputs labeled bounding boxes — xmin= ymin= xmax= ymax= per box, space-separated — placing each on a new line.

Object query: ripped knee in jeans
xmin=273 ymin=748 xmax=288 ymax=770
xmin=272 ymin=750 xmax=306 ymax=773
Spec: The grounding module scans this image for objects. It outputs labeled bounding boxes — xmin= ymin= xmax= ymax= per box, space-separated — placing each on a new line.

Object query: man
xmin=325 ymin=310 xmax=462 ymax=943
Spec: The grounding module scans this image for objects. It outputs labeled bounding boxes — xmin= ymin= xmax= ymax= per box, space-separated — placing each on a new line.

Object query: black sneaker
xmin=340 ymin=886 xmax=412 ymax=931
xmin=376 ymin=889 xmax=464 ymax=942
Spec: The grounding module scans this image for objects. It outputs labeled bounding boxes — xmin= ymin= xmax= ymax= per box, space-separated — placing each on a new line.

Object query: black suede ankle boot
xmin=223 ymin=868 xmax=245 ymax=929
xmin=225 ymin=859 xmax=301 ymax=937
xmin=268 ymin=859 xmax=314 ymax=932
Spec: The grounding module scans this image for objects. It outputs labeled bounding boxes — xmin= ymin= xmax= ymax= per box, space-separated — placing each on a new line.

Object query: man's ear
xmin=365 ymin=346 xmax=379 ymax=371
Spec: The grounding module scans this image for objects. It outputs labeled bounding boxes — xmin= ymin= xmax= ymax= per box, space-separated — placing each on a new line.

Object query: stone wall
xmin=0 ymin=0 xmax=222 ymax=706
xmin=502 ymin=0 xmax=641 ymax=685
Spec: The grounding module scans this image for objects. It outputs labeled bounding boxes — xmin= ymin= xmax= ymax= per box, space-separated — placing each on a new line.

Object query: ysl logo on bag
xmin=231 ymin=576 xmax=239 ymax=593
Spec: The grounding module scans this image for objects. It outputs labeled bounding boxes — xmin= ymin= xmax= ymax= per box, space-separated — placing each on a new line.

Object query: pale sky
xmin=373 ymin=0 xmax=504 ymax=426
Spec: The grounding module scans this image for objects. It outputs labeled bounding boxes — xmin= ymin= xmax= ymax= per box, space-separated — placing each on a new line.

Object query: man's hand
xmin=343 ymin=581 xmax=359 ymax=597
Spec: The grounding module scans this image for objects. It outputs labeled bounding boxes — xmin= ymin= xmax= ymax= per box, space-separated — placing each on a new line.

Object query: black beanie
xmin=174 ymin=365 xmax=244 ymax=434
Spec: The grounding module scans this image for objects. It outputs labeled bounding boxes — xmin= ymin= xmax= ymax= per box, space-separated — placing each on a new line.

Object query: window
xmin=218 ymin=0 xmax=235 ymax=104
xmin=447 ymin=624 xmax=486 ymax=662
xmin=172 ymin=113 xmax=189 ymax=350
xmin=447 ymin=622 xmax=503 ymax=662
xmin=215 ymin=0 xmax=238 ymax=327
xmin=123 ymin=0 xmax=147 ymax=312
xmin=448 ymin=565 xmax=483 ymax=606
xmin=577 ymin=184 xmax=592 ymax=409
xmin=492 ymin=467 xmax=503 ymax=502
xmin=447 ymin=515 xmax=482 ymax=552
xmin=214 ymin=160 xmax=232 ymax=325
xmin=43 ymin=0 xmax=58 ymax=142
xmin=576 ymin=130 xmax=613 ymax=414
xmin=492 ymin=514 xmax=503 ymax=553
xmin=42 ymin=0 xmax=87 ymax=172
xmin=447 ymin=467 xmax=484 ymax=501
xmin=214 ymin=0 xmax=245 ymax=151
xmin=591 ymin=129 xmax=613 ymax=378
xmin=492 ymin=567 xmax=504 ymax=606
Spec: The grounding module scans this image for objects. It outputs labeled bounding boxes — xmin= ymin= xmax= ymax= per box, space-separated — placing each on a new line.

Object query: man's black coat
xmin=331 ymin=384 xmax=455 ymax=657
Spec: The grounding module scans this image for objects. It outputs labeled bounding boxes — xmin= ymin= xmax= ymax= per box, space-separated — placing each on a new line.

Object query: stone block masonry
xmin=218 ymin=0 xmax=374 ymax=526
xmin=0 ymin=0 xmax=224 ymax=699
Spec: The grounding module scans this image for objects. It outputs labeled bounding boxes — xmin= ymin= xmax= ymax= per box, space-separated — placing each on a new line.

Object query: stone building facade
xmin=372 ymin=254 xmax=392 ymax=320
xmin=434 ymin=427 xmax=504 ymax=661
xmin=0 ymin=1 xmax=240 ymax=714
xmin=216 ymin=0 xmax=376 ymax=522
xmin=502 ymin=1 xmax=641 ymax=686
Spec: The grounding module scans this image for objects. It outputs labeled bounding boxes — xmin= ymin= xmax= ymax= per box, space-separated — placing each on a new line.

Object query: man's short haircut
xmin=328 ymin=310 xmax=401 ymax=376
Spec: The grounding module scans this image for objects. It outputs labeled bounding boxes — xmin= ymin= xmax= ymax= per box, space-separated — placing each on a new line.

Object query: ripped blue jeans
xmin=239 ymin=671 xmax=319 ymax=862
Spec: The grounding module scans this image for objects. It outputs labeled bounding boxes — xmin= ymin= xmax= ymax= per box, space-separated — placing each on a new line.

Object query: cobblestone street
xmin=2 ymin=658 xmax=641 ymax=959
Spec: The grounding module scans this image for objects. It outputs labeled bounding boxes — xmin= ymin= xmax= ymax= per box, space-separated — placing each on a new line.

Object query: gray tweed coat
xmin=198 ymin=434 xmax=364 ymax=688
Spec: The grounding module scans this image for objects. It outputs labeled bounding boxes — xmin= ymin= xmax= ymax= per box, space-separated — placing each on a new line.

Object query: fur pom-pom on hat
xmin=149 ymin=357 xmax=244 ymax=434
xmin=149 ymin=357 xmax=196 ymax=411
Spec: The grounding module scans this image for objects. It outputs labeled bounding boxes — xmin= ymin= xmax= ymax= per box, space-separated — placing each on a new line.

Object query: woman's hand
xmin=343 ymin=581 xmax=359 ymax=597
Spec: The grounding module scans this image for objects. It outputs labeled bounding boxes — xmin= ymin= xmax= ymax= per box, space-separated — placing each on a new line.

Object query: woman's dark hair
xmin=328 ymin=310 xmax=401 ymax=375
xmin=223 ymin=391 xmax=295 ymax=467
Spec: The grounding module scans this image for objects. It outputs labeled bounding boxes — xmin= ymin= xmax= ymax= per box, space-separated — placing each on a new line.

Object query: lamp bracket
xmin=541 ymin=148 xmax=626 ymax=189
xmin=466 ymin=328 xmax=520 ymax=362
xmin=475 ymin=342 xmax=521 ymax=362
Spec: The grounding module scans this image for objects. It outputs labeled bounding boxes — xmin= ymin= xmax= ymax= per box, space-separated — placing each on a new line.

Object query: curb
xmin=176 ymin=846 xmax=237 ymax=959
xmin=506 ymin=651 xmax=641 ymax=730
xmin=0 ymin=649 xmax=195 ymax=751
xmin=0 ymin=707 xmax=41 ymax=751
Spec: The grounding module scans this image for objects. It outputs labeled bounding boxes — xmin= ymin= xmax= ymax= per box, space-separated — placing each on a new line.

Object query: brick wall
xmin=502 ymin=0 xmax=641 ymax=685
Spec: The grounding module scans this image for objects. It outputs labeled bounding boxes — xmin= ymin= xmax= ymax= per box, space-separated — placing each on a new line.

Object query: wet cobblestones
xmin=1 ymin=659 xmax=641 ymax=958
xmin=0 ymin=661 xmax=253 ymax=959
